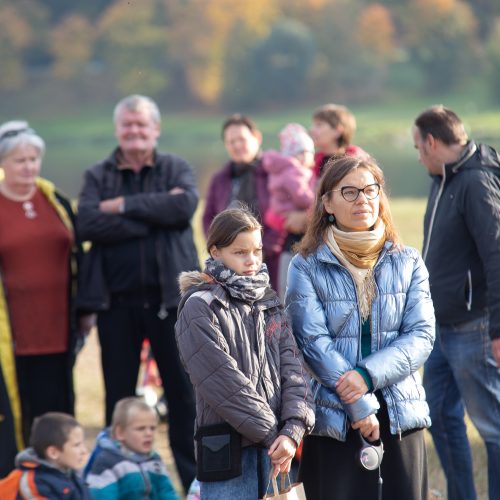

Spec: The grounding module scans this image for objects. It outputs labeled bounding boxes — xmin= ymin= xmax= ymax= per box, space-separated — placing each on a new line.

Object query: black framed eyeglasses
xmin=330 ymin=183 xmax=381 ymax=202
xmin=0 ymin=128 xmax=34 ymax=142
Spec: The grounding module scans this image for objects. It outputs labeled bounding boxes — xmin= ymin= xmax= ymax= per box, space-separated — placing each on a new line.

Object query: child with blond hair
xmin=85 ymin=397 xmax=178 ymax=499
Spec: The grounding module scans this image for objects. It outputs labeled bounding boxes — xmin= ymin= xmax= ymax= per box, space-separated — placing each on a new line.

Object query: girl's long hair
xmin=297 ymin=155 xmax=402 ymax=256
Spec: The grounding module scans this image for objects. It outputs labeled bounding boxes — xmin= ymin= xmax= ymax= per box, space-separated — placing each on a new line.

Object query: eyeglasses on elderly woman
xmin=326 ymin=183 xmax=381 ymax=202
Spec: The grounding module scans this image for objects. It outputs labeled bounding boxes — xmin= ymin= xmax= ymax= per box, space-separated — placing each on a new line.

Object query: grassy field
xmin=74 ymin=200 xmax=488 ymax=499
xmin=2 ymin=93 xmax=499 ymax=202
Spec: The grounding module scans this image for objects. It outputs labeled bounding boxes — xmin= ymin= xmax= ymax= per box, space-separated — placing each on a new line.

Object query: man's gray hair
xmin=113 ymin=95 xmax=162 ymax=125
xmin=0 ymin=120 xmax=45 ymax=163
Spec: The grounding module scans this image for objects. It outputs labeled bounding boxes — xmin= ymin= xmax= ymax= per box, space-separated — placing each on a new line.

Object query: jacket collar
xmin=108 ymin=147 xmax=158 ymax=170
xmin=444 ymin=140 xmax=477 ymax=176
xmin=180 ymin=280 xmax=280 ymax=313
xmin=316 ymin=240 xmax=393 ymax=267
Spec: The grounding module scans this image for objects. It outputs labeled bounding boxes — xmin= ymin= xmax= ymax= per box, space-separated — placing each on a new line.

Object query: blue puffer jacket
xmin=286 ymin=241 xmax=435 ymax=441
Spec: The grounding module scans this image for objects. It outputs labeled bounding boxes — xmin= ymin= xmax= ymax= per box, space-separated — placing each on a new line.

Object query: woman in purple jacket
xmin=202 ymin=114 xmax=282 ymax=289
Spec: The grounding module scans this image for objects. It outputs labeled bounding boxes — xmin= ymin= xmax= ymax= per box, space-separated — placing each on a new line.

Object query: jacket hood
xmin=178 ymin=270 xmax=214 ymax=295
xmin=177 ymin=270 xmax=281 ymax=314
xmin=16 ymin=447 xmax=59 ymax=471
xmin=177 ymin=270 xmax=227 ymax=315
xmin=444 ymin=141 xmax=500 ymax=177
xmin=262 ymin=150 xmax=313 ymax=178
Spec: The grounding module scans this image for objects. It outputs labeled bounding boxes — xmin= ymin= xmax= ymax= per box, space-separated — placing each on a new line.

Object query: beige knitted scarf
xmin=324 ymin=220 xmax=386 ymax=320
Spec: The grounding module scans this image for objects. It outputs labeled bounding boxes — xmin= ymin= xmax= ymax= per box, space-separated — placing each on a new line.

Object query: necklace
xmin=0 ymin=182 xmax=38 ymax=219
xmin=22 ymin=200 xmax=37 ymax=219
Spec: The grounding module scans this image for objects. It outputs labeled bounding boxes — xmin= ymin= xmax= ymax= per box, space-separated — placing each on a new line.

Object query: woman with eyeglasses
xmin=285 ymin=155 xmax=435 ymax=500
xmin=0 ymin=121 xmax=92 ymax=477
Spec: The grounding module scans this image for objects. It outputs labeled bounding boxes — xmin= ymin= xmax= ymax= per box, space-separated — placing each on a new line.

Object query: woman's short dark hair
xmin=30 ymin=412 xmax=80 ymax=458
xmin=206 ymin=206 xmax=262 ymax=252
xmin=414 ymin=105 xmax=468 ymax=145
xmin=312 ymin=104 xmax=356 ymax=148
xmin=221 ymin=114 xmax=260 ymax=139
xmin=297 ymin=155 xmax=401 ymax=256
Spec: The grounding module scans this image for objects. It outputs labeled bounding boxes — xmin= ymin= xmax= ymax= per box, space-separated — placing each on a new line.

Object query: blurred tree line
xmin=2 ymin=0 xmax=500 ymax=109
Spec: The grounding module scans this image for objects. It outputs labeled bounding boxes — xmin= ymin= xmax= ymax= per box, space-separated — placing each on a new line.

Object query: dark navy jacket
xmin=423 ymin=141 xmax=500 ymax=339
xmin=12 ymin=448 xmax=91 ymax=499
xmin=77 ymin=149 xmax=200 ymax=314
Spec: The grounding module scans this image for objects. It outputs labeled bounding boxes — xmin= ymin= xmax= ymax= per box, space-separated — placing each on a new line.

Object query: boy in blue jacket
xmin=85 ymin=397 xmax=178 ymax=499
xmin=0 ymin=412 xmax=91 ymax=499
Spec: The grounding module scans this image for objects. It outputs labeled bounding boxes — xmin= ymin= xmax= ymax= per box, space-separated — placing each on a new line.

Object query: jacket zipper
xmin=140 ymin=463 xmax=151 ymax=498
xmin=384 ymin=387 xmax=402 ymax=440
xmin=466 ymin=269 xmax=472 ymax=311
xmin=422 ymin=168 xmax=447 ymax=261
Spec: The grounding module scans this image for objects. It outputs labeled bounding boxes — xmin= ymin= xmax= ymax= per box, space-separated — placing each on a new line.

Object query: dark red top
xmin=0 ymin=188 xmax=72 ymax=355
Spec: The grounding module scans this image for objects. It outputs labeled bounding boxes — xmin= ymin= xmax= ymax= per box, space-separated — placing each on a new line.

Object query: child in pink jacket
xmin=262 ymin=123 xmax=315 ymax=235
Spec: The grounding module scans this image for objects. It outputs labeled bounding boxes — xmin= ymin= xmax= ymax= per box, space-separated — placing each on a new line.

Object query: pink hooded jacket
xmin=262 ymin=150 xmax=315 ymax=218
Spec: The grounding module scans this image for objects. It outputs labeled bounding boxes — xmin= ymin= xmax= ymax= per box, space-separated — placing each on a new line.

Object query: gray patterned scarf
xmin=204 ymin=257 xmax=269 ymax=303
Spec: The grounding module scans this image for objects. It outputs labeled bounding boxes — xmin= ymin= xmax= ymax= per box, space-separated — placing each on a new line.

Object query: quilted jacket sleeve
xmin=358 ymin=250 xmax=435 ymax=389
xmin=276 ymin=316 xmax=316 ymax=445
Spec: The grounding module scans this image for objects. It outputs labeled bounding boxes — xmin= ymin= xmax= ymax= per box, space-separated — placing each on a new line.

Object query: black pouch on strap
xmin=195 ymin=422 xmax=242 ymax=482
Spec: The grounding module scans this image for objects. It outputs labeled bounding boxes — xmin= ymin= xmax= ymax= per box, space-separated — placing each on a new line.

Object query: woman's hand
xmin=336 ymin=370 xmax=368 ymax=404
xmin=352 ymin=414 xmax=380 ymax=442
xmin=268 ymin=435 xmax=297 ymax=477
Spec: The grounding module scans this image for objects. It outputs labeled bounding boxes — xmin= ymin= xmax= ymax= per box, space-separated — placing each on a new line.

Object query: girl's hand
xmin=352 ymin=414 xmax=380 ymax=442
xmin=336 ymin=370 xmax=368 ymax=403
xmin=268 ymin=435 xmax=297 ymax=477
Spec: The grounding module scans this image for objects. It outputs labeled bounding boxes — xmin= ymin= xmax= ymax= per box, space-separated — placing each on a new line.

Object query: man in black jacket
xmin=412 ymin=105 xmax=500 ymax=500
xmin=77 ymin=95 xmax=199 ymax=492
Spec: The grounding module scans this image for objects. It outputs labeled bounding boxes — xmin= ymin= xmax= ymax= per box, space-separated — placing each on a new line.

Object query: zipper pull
xmin=157 ymin=304 xmax=168 ymax=320
xmin=397 ymin=426 xmax=402 ymax=440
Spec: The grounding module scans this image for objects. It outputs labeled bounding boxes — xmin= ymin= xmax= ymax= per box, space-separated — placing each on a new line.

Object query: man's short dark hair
xmin=221 ymin=114 xmax=259 ymax=139
xmin=414 ymin=105 xmax=468 ymax=145
xmin=30 ymin=412 xmax=80 ymax=458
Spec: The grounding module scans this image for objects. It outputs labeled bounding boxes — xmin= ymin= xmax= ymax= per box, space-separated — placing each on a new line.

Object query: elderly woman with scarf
xmin=286 ymin=155 xmax=435 ymax=500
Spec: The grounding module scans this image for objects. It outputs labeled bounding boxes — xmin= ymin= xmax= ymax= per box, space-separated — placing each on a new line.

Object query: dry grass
xmin=74 ymin=200 xmax=488 ymax=499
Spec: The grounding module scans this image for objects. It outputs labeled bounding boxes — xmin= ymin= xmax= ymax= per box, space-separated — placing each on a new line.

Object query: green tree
xmin=50 ymin=14 xmax=95 ymax=80
xmin=97 ymin=0 xmax=169 ymax=96
xmin=0 ymin=5 xmax=32 ymax=89
xmin=401 ymin=0 xmax=481 ymax=92
xmin=164 ymin=0 xmax=277 ymax=106
xmin=485 ymin=17 xmax=500 ymax=102
xmin=228 ymin=19 xmax=315 ymax=108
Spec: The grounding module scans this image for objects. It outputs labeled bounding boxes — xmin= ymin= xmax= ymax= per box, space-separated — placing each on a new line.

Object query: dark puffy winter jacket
xmin=175 ymin=271 xmax=315 ymax=448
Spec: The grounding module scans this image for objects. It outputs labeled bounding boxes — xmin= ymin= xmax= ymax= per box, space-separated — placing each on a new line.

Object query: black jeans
xmin=97 ymin=305 xmax=196 ymax=491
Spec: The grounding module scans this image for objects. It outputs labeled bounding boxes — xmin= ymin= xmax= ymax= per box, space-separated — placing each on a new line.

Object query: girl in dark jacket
xmin=175 ymin=207 xmax=315 ymax=500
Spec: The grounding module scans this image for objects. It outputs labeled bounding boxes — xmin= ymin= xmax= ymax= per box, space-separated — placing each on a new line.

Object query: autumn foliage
xmin=1 ymin=0 xmax=499 ymax=105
